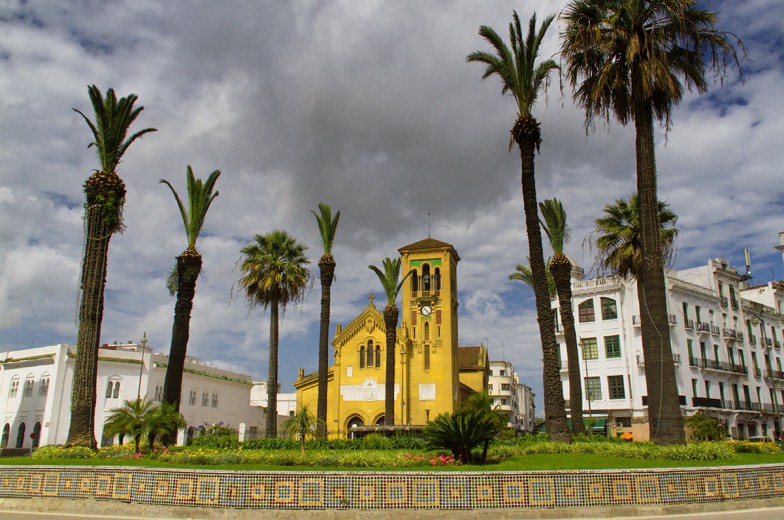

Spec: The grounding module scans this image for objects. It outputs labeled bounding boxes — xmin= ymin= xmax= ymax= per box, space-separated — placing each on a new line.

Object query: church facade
xmin=295 ymin=237 xmax=487 ymax=437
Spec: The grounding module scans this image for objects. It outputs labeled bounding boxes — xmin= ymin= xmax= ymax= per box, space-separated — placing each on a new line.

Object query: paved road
xmin=2 ymin=506 xmax=784 ymax=520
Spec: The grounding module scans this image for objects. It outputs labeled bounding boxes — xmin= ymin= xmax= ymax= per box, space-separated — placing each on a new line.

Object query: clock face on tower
xmin=421 ymin=305 xmax=432 ymax=316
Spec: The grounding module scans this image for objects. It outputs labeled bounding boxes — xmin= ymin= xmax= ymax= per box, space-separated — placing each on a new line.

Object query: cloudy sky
xmin=1 ymin=0 xmax=783 ymax=411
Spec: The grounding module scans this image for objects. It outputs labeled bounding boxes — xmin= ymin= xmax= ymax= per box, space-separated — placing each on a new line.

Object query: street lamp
xmin=400 ymin=346 xmax=406 ymax=426
xmin=136 ymin=332 xmax=147 ymax=400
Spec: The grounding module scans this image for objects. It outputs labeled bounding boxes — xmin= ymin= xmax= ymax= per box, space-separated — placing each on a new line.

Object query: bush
xmin=31 ymin=445 xmax=93 ymax=459
xmin=685 ymin=413 xmax=726 ymax=441
xmin=189 ymin=424 xmax=239 ymax=449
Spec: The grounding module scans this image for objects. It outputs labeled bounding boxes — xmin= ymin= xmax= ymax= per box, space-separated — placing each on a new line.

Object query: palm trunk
xmin=266 ymin=295 xmax=280 ymax=438
xmin=316 ymin=256 xmax=335 ymax=439
xmin=515 ymin=115 xmax=570 ymax=443
xmin=163 ymin=249 xmax=202 ymax=412
xmin=634 ymin=101 xmax=685 ymax=445
xmin=67 ymin=203 xmax=112 ymax=448
xmin=551 ymin=259 xmax=585 ymax=435
xmin=383 ymin=305 xmax=399 ymax=426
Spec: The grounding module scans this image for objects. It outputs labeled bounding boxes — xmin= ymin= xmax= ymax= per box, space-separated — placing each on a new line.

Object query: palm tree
xmin=561 ymin=0 xmax=739 ymax=444
xmin=67 ymin=86 xmax=156 ymax=448
xmin=468 ymin=11 xmax=569 ymax=442
xmin=238 ymin=231 xmax=310 ymax=438
xmin=160 ymin=166 xmax=221 ymax=412
xmin=103 ymin=398 xmax=157 ymax=453
xmin=311 ymin=203 xmax=340 ymax=438
xmin=368 ymin=258 xmax=410 ymax=426
xmin=593 ymin=194 xmax=679 ymax=277
xmin=509 ymin=262 xmax=556 ymax=298
xmin=146 ymin=401 xmax=186 ymax=449
xmin=282 ymin=405 xmax=321 ymax=456
xmin=539 ymin=199 xmax=585 ymax=435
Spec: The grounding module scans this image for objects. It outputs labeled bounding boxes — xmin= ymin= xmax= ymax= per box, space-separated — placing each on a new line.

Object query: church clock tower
xmin=398 ymin=238 xmax=460 ymax=424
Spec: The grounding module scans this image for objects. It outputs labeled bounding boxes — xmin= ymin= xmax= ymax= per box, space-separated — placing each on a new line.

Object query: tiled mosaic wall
xmin=0 ymin=465 xmax=782 ymax=510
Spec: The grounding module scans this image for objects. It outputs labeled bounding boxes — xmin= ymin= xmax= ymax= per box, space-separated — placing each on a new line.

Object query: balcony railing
xmin=765 ymin=337 xmax=774 ymax=347
xmin=632 ymin=314 xmax=677 ymax=327
xmin=724 ymin=328 xmax=744 ymax=341
xmin=766 ymin=369 xmax=784 ymax=381
xmin=692 ymin=396 xmax=723 ymax=408
xmin=696 ymin=322 xmax=712 ymax=333
xmin=737 ymin=401 xmax=760 ymax=411
xmin=685 ymin=319 xmax=695 ymax=330
xmin=637 ymin=354 xmax=681 ymax=367
xmin=775 ymin=340 xmax=781 ymax=350
xmin=754 ymin=367 xmax=762 ymax=378
xmin=720 ymin=296 xmax=728 ymax=307
xmin=749 ymin=334 xmax=757 ymax=345
xmin=711 ymin=325 xmax=720 ymax=336
xmin=689 ymin=357 xmax=748 ymax=375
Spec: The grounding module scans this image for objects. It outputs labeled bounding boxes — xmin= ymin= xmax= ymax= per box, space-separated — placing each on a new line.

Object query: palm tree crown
xmin=509 ymin=262 xmax=556 ymax=297
xmin=312 ymin=203 xmax=341 ymax=259
xmin=593 ymin=193 xmax=679 ymax=278
xmin=561 ymin=0 xmax=742 ymax=129
xmin=160 ymin=166 xmax=221 ymax=250
xmin=467 ymin=12 xmax=558 ymax=125
xmin=238 ymin=230 xmax=311 ymax=309
xmin=368 ymin=258 xmax=409 ymax=307
xmin=74 ymin=85 xmax=157 ymax=175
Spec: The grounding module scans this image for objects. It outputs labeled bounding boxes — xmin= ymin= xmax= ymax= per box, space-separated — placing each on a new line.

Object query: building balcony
xmin=775 ymin=340 xmax=781 ymax=350
xmin=749 ymin=334 xmax=757 ymax=346
xmin=766 ymin=369 xmax=784 ymax=381
xmin=696 ymin=322 xmax=711 ymax=334
xmin=684 ymin=319 xmax=695 ymax=330
xmin=719 ymin=296 xmax=728 ymax=307
xmin=754 ymin=367 xmax=762 ymax=378
xmin=632 ymin=314 xmax=677 ymax=327
xmin=689 ymin=357 xmax=748 ymax=375
xmin=765 ymin=337 xmax=773 ymax=347
xmin=692 ymin=396 xmax=723 ymax=408
xmin=737 ymin=401 xmax=760 ymax=412
xmin=711 ymin=325 xmax=721 ymax=336
xmin=637 ymin=354 xmax=680 ymax=367
xmin=760 ymin=402 xmax=779 ymax=413
xmin=731 ymin=299 xmax=740 ymax=310
xmin=723 ymin=328 xmax=744 ymax=342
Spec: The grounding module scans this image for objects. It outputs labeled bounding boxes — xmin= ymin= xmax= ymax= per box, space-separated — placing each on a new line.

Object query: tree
xmin=468 ymin=11 xmax=569 ymax=442
xmin=593 ymin=194 xmax=678 ymax=279
xmin=160 ymin=167 xmax=221 ymax=412
xmin=103 ymin=398 xmax=157 ymax=453
xmin=368 ymin=258 xmax=410 ymax=426
xmin=311 ymin=203 xmax=340 ymax=438
xmin=509 ymin=262 xmax=556 ymax=299
xmin=459 ymin=391 xmax=507 ymax=463
xmin=146 ymin=401 xmax=186 ymax=449
xmin=238 ymin=231 xmax=310 ymax=438
xmin=539 ymin=199 xmax=584 ymax=435
xmin=67 ymin=86 xmax=156 ymax=448
xmin=561 ymin=0 xmax=741 ymax=445
xmin=282 ymin=405 xmax=322 ymax=456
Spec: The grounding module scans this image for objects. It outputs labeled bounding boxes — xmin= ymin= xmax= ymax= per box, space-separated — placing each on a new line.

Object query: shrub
xmin=190 ymin=424 xmax=239 ymax=449
xmin=685 ymin=413 xmax=726 ymax=441
xmin=31 ymin=445 xmax=93 ymax=459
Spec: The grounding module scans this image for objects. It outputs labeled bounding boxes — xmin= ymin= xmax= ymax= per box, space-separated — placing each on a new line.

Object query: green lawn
xmin=2 ymin=449 xmax=783 ymax=472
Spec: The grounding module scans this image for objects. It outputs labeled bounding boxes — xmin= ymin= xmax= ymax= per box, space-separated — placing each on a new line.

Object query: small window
xmin=615 ymin=417 xmax=631 ymax=428
xmin=211 ymin=393 xmax=218 ymax=408
xmin=424 ymin=322 xmax=430 ymax=341
xmin=113 ymin=381 xmax=120 ymax=398
xmin=154 ymin=385 xmax=162 ymax=402
xmin=601 ymin=298 xmax=618 ymax=320
xmin=585 ymin=377 xmax=601 ymax=401
xmin=23 ymin=378 xmax=34 ymax=398
xmin=422 ymin=264 xmax=431 ymax=292
xmin=359 ymin=345 xmax=365 ymax=368
xmin=607 ymin=375 xmax=625 ymax=399
xmin=578 ymin=300 xmax=595 ymax=323
xmin=39 ymin=377 xmax=50 ymax=397
xmin=188 ymin=390 xmax=197 ymax=406
xmin=105 ymin=381 xmax=113 ymax=398
xmin=501 ymin=383 xmax=511 ymax=391
xmin=581 ymin=338 xmax=598 ymax=360
xmin=8 ymin=378 xmax=19 ymax=399
xmin=367 ymin=340 xmax=374 ymax=367
xmin=411 ymin=270 xmax=419 ymax=293
xmin=604 ymin=336 xmax=621 ymax=358
xmin=375 ymin=344 xmax=381 ymax=368
xmin=202 ymin=392 xmax=209 ymax=407
xmin=424 ymin=344 xmax=431 ymax=371
xmin=434 ymin=268 xmax=441 ymax=291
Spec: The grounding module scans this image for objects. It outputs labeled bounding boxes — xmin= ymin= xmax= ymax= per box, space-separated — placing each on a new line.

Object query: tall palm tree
xmin=593 ymin=194 xmax=679 ymax=278
xmin=368 ymin=258 xmax=410 ymax=426
xmin=468 ymin=11 xmax=570 ymax=442
xmin=561 ymin=0 xmax=740 ymax=444
xmin=103 ymin=398 xmax=157 ymax=453
xmin=239 ymin=231 xmax=310 ymax=438
xmin=67 ymin=86 xmax=156 ymax=448
xmin=311 ymin=203 xmax=340 ymax=438
xmin=160 ymin=166 xmax=221 ymax=412
xmin=509 ymin=262 xmax=556 ymax=298
xmin=539 ymin=198 xmax=584 ymax=435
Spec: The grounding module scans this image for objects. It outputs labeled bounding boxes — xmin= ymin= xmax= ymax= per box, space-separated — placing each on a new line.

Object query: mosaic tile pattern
xmin=0 ymin=465 xmax=782 ymax=510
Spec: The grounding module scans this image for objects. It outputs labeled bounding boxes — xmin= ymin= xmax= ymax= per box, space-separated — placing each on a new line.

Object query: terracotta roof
xmin=398 ymin=237 xmax=459 ymax=258
xmin=458 ymin=346 xmax=485 ymax=369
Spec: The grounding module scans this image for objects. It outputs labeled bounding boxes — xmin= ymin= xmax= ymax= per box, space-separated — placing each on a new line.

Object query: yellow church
xmin=295 ymin=237 xmax=489 ymax=437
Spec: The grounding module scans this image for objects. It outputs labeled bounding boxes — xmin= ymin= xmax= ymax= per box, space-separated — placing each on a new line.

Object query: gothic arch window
xmin=375 ymin=344 xmax=381 ymax=368
xmin=411 ymin=270 xmax=419 ymax=293
xmin=422 ymin=264 xmax=431 ymax=293
xmin=434 ymin=267 xmax=441 ymax=292
xmin=359 ymin=345 xmax=365 ymax=369
xmin=1 ymin=423 xmax=9 ymax=448
xmin=105 ymin=381 xmax=114 ymax=398
xmin=23 ymin=376 xmax=34 ymax=398
xmin=8 ymin=376 xmax=19 ymax=399
xmin=32 ymin=421 xmax=41 ymax=448
xmin=113 ymin=381 xmax=121 ymax=398
xmin=39 ymin=373 xmax=50 ymax=397
xmin=15 ymin=422 xmax=25 ymax=449
xmin=367 ymin=340 xmax=374 ymax=367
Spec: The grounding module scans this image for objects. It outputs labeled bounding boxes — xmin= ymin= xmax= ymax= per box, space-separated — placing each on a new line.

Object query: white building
xmin=488 ymin=360 xmax=536 ymax=433
xmin=555 ymin=258 xmax=784 ymax=441
xmin=0 ymin=341 xmax=266 ymax=449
